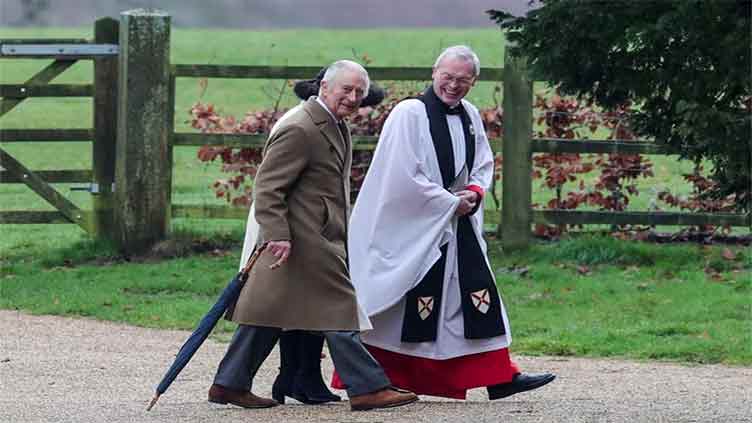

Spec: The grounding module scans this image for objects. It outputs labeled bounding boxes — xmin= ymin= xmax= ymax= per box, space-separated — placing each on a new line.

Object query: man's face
xmin=320 ymin=69 xmax=368 ymax=120
xmin=432 ymin=57 xmax=476 ymax=107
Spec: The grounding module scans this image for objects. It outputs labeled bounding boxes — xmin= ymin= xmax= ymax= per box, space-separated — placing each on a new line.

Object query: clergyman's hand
xmin=454 ymin=190 xmax=478 ymax=216
xmin=267 ymin=240 xmax=291 ymax=269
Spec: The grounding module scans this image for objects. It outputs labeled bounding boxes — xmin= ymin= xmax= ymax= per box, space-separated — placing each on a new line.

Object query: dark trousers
xmin=213 ymin=324 xmax=391 ymax=397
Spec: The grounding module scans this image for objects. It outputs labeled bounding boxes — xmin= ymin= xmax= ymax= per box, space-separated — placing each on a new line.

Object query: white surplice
xmin=348 ymin=98 xmax=512 ymax=360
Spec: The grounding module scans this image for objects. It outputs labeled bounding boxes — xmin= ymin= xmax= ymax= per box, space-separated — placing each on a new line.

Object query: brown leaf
xmin=722 ymin=248 xmax=737 ymax=261
xmin=576 ymin=265 xmax=591 ymax=275
xmin=710 ymin=273 xmax=724 ymax=282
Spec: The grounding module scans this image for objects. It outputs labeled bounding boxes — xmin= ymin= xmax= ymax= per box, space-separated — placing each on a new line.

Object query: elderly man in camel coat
xmin=207 ymin=60 xmax=418 ymax=412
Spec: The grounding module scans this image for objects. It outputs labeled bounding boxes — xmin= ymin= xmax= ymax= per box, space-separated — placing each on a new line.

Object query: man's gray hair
xmin=433 ymin=45 xmax=481 ymax=77
xmin=320 ymin=60 xmax=370 ymax=93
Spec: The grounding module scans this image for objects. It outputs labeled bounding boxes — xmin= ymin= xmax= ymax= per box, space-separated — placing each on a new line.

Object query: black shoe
xmin=487 ymin=373 xmax=556 ymax=400
xmin=291 ymin=332 xmax=341 ymax=404
xmin=271 ymin=330 xmax=301 ymax=404
xmin=271 ymin=370 xmax=291 ymax=404
xmin=291 ymin=375 xmax=341 ymax=404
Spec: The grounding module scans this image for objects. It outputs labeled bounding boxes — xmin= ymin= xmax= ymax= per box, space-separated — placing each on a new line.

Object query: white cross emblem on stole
xmin=417 ymin=296 xmax=434 ymax=320
xmin=470 ymin=289 xmax=491 ymax=314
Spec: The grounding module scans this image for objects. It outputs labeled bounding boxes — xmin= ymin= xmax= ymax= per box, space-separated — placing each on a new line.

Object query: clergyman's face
xmin=319 ymin=69 xmax=368 ymax=120
xmin=432 ymin=57 xmax=476 ymax=107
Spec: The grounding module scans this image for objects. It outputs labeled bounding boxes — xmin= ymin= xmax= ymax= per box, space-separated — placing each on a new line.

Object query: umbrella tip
xmin=146 ymin=393 xmax=160 ymax=411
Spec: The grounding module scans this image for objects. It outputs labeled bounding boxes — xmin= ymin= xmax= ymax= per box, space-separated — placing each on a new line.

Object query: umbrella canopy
xmin=147 ymin=244 xmax=266 ymax=411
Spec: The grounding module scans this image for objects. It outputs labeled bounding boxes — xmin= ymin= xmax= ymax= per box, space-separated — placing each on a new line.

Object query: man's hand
xmin=267 ymin=240 xmax=291 ymax=269
xmin=454 ymin=190 xmax=479 ymax=216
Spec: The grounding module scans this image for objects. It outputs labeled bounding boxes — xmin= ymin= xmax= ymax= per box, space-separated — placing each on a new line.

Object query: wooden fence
xmin=168 ymin=65 xmax=504 ymax=223
xmin=1 ymin=9 xmax=749 ymax=254
xmin=500 ymin=55 xmax=751 ymax=249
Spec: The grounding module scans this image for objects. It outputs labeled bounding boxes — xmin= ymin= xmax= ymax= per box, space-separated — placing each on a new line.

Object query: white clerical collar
xmin=314 ymin=97 xmax=340 ymax=123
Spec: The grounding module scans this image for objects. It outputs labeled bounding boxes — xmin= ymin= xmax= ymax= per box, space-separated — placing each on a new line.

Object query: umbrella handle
xmin=146 ymin=393 xmax=160 ymax=411
xmin=241 ymin=243 xmax=267 ymax=275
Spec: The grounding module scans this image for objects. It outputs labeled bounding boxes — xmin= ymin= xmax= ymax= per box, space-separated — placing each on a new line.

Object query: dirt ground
xmin=1 ymin=310 xmax=750 ymax=423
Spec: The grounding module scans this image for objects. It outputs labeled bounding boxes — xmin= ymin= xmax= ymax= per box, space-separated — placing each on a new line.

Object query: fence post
xmin=500 ymin=47 xmax=533 ymax=250
xmin=92 ymin=17 xmax=118 ymax=242
xmin=114 ymin=9 xmax=171 ymax=254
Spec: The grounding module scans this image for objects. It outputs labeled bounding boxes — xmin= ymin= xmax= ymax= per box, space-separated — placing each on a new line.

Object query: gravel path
xmin=1 ymin=310 xmax=750 ymax=423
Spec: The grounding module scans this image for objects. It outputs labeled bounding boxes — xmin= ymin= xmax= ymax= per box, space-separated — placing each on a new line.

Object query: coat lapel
xmin=340 ymin=121 xmax=352 ymax=206
xmin=304 ymin=98 xmax=346 ymax=169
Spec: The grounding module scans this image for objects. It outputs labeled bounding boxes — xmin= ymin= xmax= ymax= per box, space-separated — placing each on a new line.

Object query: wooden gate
xmin=0 ymin=18 xmax=118 ymax=238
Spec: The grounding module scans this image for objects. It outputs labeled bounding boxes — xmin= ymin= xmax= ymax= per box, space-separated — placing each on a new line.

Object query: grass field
xmin=1 ymin=27 xmax=750 ymax=366
xmin=1 ymin=230 xmax=749 ymax=365
xmin=0 ymin=26 xmax=506 ymax=130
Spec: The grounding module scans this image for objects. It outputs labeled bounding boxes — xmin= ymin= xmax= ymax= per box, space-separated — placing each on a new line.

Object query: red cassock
xmin=333 ymin=346 xmax=519 ymax=399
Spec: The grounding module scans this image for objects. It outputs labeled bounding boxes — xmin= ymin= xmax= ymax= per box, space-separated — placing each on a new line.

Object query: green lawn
xmin=0 ymin=26 xmax=506 ymax=131
xmin=494 ymin=236 xmax=751 ymax=364
xmin=1 ymin=231 xmax=749 ymax=365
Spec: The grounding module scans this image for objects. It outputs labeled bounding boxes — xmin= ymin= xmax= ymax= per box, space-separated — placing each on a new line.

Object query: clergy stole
xmin=401 ymin=86 xmax=506 ymax=342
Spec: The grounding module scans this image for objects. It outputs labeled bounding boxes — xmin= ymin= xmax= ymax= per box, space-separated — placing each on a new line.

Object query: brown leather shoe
xmin=349 ymin=387 xmax=419 ymax=411
xmin=208 ymin=384 xmax=278 ymax=409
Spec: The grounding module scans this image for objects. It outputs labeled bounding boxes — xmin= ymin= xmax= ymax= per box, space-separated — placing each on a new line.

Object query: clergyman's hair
xmin=433 ymin=45 xmax=481 ymax=77
xmin=320 ymin=60 xmax=371 ymax=94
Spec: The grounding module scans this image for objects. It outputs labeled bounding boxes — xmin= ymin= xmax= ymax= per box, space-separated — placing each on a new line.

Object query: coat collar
xmin=304 ymin=97 xmax=347 ymax=168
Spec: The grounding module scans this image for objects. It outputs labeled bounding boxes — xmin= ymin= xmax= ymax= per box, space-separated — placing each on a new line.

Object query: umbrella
xmin=146 ymin=243 xmax=267 ymax=411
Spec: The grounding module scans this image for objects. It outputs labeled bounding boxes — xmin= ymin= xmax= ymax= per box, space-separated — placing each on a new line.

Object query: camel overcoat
xmin=227 ymin=98 xmax=370 ymax=331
